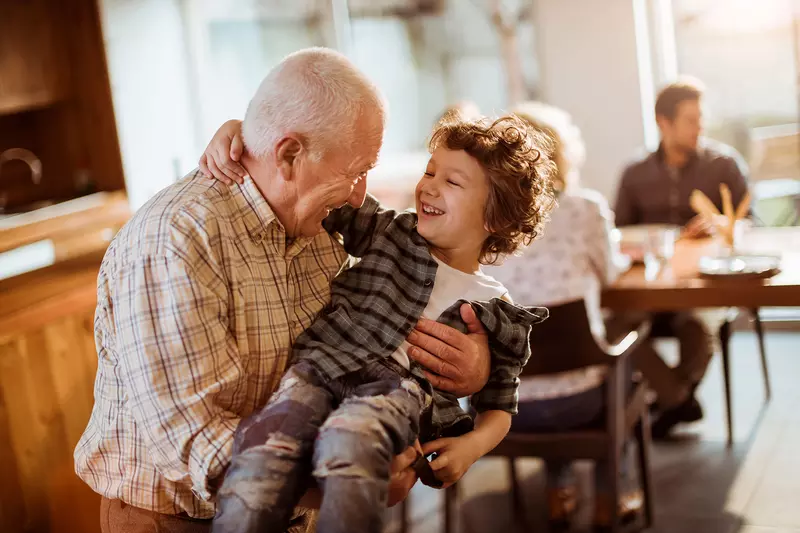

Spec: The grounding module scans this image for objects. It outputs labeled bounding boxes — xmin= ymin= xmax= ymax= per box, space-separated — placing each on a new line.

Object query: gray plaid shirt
xmin=292 ymin=194 xmax=547 ymax=439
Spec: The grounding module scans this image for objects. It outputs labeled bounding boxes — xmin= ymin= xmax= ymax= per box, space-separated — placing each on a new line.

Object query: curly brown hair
xmin=428 ymin=115 xmax=557 ymax=265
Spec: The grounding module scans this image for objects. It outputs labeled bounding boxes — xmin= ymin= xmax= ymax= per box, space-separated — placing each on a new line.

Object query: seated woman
xmin=487 ymin=101 xmax=641 ymax=531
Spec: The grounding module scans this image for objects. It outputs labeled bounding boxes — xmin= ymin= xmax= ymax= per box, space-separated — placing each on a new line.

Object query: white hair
xmin=242 ymin=47 xmax=385 ymax=161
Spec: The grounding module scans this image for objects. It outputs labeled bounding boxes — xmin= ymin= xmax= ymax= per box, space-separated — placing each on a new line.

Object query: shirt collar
xmin=653 ymin=142 xmax=700 ymax=170
xmin=235 ymin=176 xmax=279 ymax=242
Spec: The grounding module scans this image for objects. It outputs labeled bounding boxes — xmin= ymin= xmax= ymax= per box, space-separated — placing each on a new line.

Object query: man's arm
xmin=721 ymin=154 xmax=750 ymax=212
xmin=322 ymin=194 xmax=399 ymax=257
xmin=614 ymin=168 xmax=639 ymax=227
xmin=406 ymin=304 xmax=491 ymax=397
xmin=114 ymin=252 xmax=241 ymax=501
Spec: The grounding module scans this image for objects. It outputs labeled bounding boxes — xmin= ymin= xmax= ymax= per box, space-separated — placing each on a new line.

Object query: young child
xmin=210 ymin=115 xmax=556 ymax=533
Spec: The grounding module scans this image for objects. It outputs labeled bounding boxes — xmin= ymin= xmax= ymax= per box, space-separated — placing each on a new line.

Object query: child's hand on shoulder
xmin=422 ymin=435 xmax=483 ymax=488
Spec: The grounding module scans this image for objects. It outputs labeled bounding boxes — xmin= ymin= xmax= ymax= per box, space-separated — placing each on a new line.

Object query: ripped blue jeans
xmin=212 ymin=359 xmax=428 ymax=533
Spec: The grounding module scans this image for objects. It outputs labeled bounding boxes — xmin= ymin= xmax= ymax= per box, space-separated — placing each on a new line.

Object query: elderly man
xmin=74 ymin=48 xmax=490 ymax=533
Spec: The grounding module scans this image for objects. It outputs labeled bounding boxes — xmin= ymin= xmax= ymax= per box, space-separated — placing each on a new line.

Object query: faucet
xmin=0 ymin=148 xmax=42 ymax=184
xmin=0 ymin=148 xmax=42 ymax=210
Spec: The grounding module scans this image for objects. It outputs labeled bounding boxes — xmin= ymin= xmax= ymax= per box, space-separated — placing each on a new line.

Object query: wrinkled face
xmin=415 ymin=146 xmax=490 ymax=255
xmin=289 ymin=146 xmax=374 ymax=238
xmin=287 ymin=119 xmax=382 ymax=238
xmin=658 ymin=99 xmax=703 ymax=155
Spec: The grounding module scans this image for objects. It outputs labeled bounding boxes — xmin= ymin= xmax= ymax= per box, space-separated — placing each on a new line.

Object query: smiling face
xmin=291 ymin=142 xmax=376 ymax=238
xmin=275 ymin=112 xmax=382 ymax=238
xmin=415 ymin=147 xmax=491 ymax=264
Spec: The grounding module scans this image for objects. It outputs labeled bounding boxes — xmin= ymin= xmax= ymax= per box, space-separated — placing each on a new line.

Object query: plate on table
xmin=698 ymin=254 xmax=782 ymax=280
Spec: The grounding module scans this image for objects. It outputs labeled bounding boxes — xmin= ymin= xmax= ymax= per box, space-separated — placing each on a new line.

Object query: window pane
xmin=672 ymin=0 xmax=798 ymax=184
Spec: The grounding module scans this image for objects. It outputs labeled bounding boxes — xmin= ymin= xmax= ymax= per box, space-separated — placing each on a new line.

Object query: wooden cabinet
xmin=0 ymin=1 xmax=68 ymax=114
xmin=0 ymin=253 xmax=107 ymax=533
xmin=0 ymin=310 xmax=101 ymax=533
xmin=0 ymin=0 xmax=125 ymax=215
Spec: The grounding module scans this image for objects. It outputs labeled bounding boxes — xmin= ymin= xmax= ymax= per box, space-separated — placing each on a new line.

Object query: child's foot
xmin=546 ymin=486 xmax=578 ymax=530
xmin=592 ymin=489 xmax=644 ymax=531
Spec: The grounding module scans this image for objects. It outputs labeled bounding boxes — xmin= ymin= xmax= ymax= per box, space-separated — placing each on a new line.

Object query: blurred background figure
xmin=487 ymin=102 xmax=642 ymax=530
xmin=614 ymin=79 xmax=749 ymax=439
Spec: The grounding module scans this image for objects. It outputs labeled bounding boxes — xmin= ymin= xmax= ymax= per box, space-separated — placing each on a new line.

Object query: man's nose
xmin=347 ymin=176 xmax=368 ymax=208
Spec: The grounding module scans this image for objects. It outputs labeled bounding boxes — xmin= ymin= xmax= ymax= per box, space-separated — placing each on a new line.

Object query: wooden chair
xmin=400 ymin=300 xmax=655 ymax=533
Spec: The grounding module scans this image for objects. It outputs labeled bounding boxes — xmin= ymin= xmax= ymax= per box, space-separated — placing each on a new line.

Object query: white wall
xmin=100 ymin=0 xmax=199 ymax=210
xmin=533 ymin=0 xmax=653 ymax=201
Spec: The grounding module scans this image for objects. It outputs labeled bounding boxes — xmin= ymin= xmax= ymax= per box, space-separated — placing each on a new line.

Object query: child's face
xmin=415 ymin=147 xmax=490 ymax=256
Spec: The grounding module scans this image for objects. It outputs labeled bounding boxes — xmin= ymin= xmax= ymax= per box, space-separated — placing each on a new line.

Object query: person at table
xmin=613 ymin=78 xmax=751 ymax=438
xmin=488 ymin=101 xmax=643 ymax=530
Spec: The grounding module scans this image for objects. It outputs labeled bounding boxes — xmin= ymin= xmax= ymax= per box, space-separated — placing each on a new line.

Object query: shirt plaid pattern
xmin=74 ymin=170 xmax=347 ymax=520
xmin=295 ymin=195 xmax=548 ymax=439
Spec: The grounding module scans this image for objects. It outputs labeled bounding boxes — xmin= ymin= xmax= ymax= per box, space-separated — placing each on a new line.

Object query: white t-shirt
xmin=391 ymin=256 xmax=508 ymax=369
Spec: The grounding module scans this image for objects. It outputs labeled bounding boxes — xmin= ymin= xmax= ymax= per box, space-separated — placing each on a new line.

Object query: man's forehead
xmin=327 ymin=150 xmax=377 ymax=175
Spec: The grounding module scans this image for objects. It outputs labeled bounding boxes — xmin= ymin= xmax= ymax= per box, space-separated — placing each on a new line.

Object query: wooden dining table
xmin=602 ymin=227 xmax=800 ymax=311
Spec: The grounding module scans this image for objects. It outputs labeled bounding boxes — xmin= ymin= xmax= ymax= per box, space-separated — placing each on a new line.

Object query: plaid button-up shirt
xmin=296 ymin=195 xmax=548 ymax=439
xmin=74 ymin=170 xmax=347 ymax=522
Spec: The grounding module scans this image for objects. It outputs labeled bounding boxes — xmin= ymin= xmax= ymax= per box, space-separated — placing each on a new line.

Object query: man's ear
xmin=274 ymin=135 xmax=304 ymax=180
xmin=655 ymin=114 xmax=670 ymax=135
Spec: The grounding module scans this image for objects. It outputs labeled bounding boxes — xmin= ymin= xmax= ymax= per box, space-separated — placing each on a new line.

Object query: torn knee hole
xmin=314 ymin=459 xmax=373 ymax=479
xmin=263 ymin=433 xmax=304 ymax=457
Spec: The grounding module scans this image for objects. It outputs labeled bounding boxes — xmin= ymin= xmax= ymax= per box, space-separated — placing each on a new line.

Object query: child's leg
xmin=213 ymin=361 xmax=334 ymax=533
xmin=312 ymin=375 xmax=428 ymax=533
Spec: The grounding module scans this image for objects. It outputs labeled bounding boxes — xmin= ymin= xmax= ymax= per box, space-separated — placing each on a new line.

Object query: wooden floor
xmin=394 ymin=330 xmax=800 ymax=533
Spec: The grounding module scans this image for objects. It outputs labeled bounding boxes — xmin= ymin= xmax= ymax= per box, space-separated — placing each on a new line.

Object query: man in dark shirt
xmin=614 ymin=79 xmax=750 ymax=438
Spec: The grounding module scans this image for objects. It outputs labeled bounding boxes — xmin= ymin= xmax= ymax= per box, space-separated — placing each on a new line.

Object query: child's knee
xmin=313 ymin=427 xmax=391 ymax=481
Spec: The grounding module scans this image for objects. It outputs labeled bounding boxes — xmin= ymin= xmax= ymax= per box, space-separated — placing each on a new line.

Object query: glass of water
xmin=644 ymin=226 xmax=679 ymax=279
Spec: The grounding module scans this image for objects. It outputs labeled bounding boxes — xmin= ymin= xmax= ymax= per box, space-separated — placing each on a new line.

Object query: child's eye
xmin=447 ymin=179 xmax=462 ymax=187
xmin=424 ymin=172 xmax=435 ymax=177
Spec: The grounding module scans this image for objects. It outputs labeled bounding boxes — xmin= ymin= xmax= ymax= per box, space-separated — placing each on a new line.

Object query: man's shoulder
xmin=111 ymin=170 xmax=239 ymax=261
xmin=621 ymin=147 xmax=659 ymax=181
xmin=698 ymin=138 xmax=746 ymax=169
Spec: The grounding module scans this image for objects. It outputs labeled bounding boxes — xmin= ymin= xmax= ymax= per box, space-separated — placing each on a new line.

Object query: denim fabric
xmin=512 ymin=383 xmax=636 ymax=493
xmin=212 ymin=360 xmax=428 ymax=533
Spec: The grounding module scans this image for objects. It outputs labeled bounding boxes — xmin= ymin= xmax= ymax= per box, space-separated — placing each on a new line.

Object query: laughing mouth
xmin=421 ymin=202 xmax=445 ymax=216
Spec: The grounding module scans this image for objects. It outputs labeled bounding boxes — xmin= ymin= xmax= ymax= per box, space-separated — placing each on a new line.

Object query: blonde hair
xmin=243 ymin=47 xmax=385 ymax=160
xmin=511 ymin=101 xmax=586 ymax=192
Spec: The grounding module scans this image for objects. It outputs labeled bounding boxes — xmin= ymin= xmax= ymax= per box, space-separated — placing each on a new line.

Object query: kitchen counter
xmin=0 ymin=250 xmax=105 ymax=340
xmin=0 ymin=191 xmax=130 ymax=254
xmin=0 ymin=197 xmax=128 ymax=532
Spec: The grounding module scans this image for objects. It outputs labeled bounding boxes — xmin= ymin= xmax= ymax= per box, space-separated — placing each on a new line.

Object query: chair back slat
xmin=523 ymin=299 xmax=607 ymax=377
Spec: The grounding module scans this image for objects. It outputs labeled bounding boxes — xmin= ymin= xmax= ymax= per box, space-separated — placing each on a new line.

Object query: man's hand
xmin=407 ymin=303 xmax=490 ymax=397
xmin=387 ymin=441 xmax=422 ymax=507
xmin=682 ymin=214 xmax=713 ymax=239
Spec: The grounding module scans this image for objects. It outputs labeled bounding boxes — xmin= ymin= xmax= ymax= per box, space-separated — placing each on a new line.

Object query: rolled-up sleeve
xmin=113 ymin=252 xmax=242 ymax=501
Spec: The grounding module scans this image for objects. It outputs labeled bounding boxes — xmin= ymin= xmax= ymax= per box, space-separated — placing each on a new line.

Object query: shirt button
xmin=423 ymin=278 xmax=433 ymax=287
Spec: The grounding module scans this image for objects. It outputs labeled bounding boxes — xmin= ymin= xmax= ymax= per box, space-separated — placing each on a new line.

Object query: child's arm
xmin=421 ymin=410 xmax=511 ymax=488
xmin=322 ymin=194 xmax=400 ymax=257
